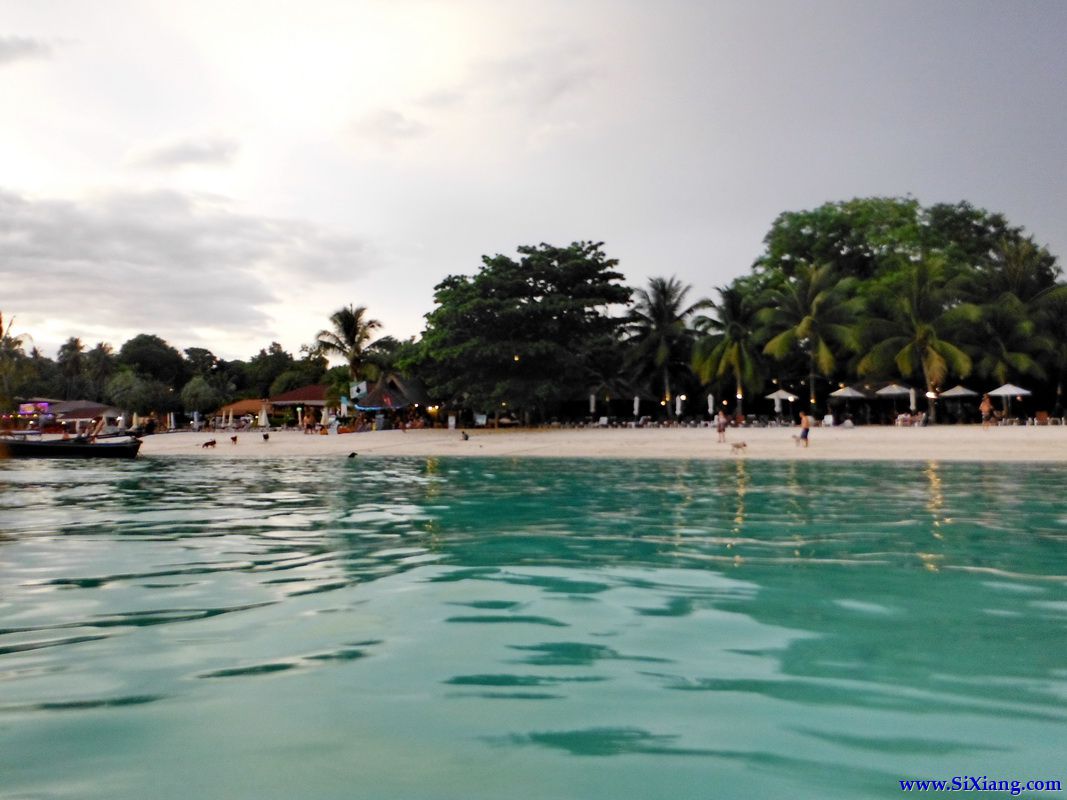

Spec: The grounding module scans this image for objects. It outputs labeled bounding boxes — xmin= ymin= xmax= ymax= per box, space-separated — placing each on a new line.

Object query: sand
xmin=138 ymin=424 xmax=1067 ymax=462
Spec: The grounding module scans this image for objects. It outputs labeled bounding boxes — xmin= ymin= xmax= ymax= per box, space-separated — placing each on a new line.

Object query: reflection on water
xmin=0 ymin=457 xmax=1065 ymax=800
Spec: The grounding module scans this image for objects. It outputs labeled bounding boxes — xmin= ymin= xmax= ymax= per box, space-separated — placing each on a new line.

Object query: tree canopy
xmin=417 ymin=241 xmax=631 ymax=417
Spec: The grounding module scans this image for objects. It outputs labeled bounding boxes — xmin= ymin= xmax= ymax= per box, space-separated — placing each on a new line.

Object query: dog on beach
xmin=730 ymin=441 xmax=747 ymax=454
xmin=202 ymin=439 xmax=217 ymax=448
xmin=230 ymin=436 xmax=238 ymax=445
xmin=262 ymin=433 xmax=269 ymax=441
xmin=461 ymin=431 xmax=469 ymax=441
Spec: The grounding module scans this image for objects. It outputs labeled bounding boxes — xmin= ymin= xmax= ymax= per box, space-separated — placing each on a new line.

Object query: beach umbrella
xmin=939 ymin=385 xmax=978 ymax=398
xmin=258 ymin=403 xmax=269 ymax=428
xmin=320 ymin=406 xmax=329 ymax=426
xmin=989 ymin=383 xmax=1031 ymax=416
xmin=633 ymin=395 xmax=640 ymax=417
xmin=707 ymin=394 xmax=714 ymax=415
xmin=876 ymin=383 xmax=911 ymax=416
xmin=589 ymin=394 xmax=596 ymax=414
xmin=829 ymin=386 xmax=867 ymax=399
xmin=133 ymin=412 xmax=141 ymax=429
xmin=765 ymin=388 xmax=798 ymax=414
xmin=675 ymin=395 xmax=683 ymax=417
xmin=875 ymin=384 xmax=911 ymax=397
xmin=909 ymin=388 xmax=917 ymax=412
xmin=167 ymin=412 xmax=175 ymax=430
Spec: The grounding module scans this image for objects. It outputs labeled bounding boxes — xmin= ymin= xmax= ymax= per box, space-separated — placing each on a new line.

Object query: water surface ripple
xmin=1 ymin=457 xmax=1064 ymax=799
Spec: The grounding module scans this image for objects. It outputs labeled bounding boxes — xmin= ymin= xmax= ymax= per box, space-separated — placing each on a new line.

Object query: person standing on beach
xmin=795 ymin=411 xmax=811 ymax=447
xmin=979 ymin=393 xmax=994 ymax=429
xmin=716 ymin=410 xmax=728 ymax=443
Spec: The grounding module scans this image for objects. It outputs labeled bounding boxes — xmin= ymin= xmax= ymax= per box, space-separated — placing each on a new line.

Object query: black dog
xmin=262 ymin=432 xmax=269 ymax=442
xmin=202 ymin=439 xmax=217 ymax=448
xmin=230 ymin=435 xmax=238 ymax=445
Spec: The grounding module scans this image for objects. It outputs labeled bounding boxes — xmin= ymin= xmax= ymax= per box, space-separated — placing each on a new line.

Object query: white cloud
xmin=0 ymin=35 xmax=51 ymax=65
xmin=0 ymin=187 xmax=373 ymax=356
xmin=349 ymin=109 xmax=429 ymax=147
xmin=126 ymin=135 xmax=240 ymax=169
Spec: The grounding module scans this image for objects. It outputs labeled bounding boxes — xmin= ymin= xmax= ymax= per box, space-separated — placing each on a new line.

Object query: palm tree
xmin=760 ymin=263 xmax=859 ymax=408
xmin=315 ymin=305 xmax=382 ymax=381
xmin=971 ymin=293 xmax=1051 ymax=386
xmin=0 ymin=312 xmax=31 ymax=409
xmin=626 ymin=277 xmax=709 ymax=417
xmin=56 ymin=337 xmax=85 ymax=400
xmin=857 ymin=257 xmax=977 ymax=421
xmin=692 ymin=286 xmax=765 ymax=415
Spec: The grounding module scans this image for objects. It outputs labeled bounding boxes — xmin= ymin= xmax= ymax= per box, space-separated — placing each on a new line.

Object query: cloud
xmin=126 ymin=135 xmax=240 ymax=169
xmin=349 ymin=109 xmax=429 ymax=147
xmin=0 ymin=35 xmax=52 ymax=65
xmin=477 ymin=43 xmax=597 ymax=109
xmin=0 ymin=187 xmax=371 ymax=347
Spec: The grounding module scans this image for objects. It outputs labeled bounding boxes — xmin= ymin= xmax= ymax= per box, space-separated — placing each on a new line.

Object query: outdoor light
xmin=660 ymin=400 xmax=666 ymax=406
xmin=679 ymin=394 xmax=687 ymax=401
xmin=513 ymin=355 xmax=520 ymax=362
xmin=736 ymin=391 xmax=742 ymax=399
xmin=925 ymin=391 xmax=937 ymax=399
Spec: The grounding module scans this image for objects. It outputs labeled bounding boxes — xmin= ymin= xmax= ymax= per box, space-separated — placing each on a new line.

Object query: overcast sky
xmin=2 ymin=0 xmax=1065 ymax=361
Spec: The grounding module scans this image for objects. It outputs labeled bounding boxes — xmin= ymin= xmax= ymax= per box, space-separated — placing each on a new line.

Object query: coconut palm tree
xmin=857 ymin=257 xmax=977 ymax=421
xmin=56 ymin=337 xmax=86 ymax=400
xmin=625 ymin=277 xmax=709 ymax=417
xmin=760 ymin=263 xmax=859 ymax=408
xmin=692 ymin=286 xmax=765 ymax=415
xmin=971 ymin=294 xmax=1051 ymax=386
xmin=0 ymin=312 xmax=31 ymax=409
xmin=315 ymin=305 xmax=382 ymax=380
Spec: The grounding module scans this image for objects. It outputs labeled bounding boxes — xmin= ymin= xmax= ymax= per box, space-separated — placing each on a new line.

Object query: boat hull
xmin=0 ymin=438 xmax=142 ymax=459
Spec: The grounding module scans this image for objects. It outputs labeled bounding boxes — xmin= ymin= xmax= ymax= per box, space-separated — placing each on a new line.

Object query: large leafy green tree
xmin=418 ymin=241 xmax=631 ymax=419
xmin=760 ymin=263 xmax=859 ymax=408
xmin=626 ymin=276 xmax=708 ymax=417
xmin=247 ymin=343 xmax=295 ymax=397
xmin=117 ymin=334 xmax=187 ymax=390
xmin=692 ymin=285 xmax=766 ymax=415
xmin=316 ymin=305 xmax=382 ymax=381
xmin=180 ymin=375 xmax=223 ymax=415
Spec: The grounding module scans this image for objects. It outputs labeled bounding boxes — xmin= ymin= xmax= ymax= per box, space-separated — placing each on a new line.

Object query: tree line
xmin=2 ymin=196 xmax=1064 ymax=422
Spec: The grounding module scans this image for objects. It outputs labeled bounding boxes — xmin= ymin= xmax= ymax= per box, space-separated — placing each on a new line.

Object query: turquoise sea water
xmin=1 ymin=457 xmax=1065 ymax=799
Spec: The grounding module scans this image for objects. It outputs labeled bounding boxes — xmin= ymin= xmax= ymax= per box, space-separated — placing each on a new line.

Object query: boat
xmin=0 ymin=434 xmax=142 ymax=459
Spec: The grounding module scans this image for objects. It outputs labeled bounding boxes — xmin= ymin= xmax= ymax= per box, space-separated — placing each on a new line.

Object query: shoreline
xmin=135 ymin=425 xmax=1067 ymax=462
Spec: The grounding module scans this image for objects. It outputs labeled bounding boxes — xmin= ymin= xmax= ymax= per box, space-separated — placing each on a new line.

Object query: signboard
xmin=350 ymin=381 xmax=368 ymax=399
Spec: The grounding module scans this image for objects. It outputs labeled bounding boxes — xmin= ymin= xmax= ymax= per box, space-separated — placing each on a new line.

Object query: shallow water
xmin=1 ymin=457 xmax=1064 ymax=799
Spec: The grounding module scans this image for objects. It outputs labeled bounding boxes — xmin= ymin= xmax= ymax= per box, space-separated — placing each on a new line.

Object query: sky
xmin=2 ymin=0 xmax=1066 ymax=362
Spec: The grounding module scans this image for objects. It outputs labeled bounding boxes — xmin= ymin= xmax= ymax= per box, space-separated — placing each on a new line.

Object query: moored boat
xmin=0 ymin=435 xmax=142 ymax=459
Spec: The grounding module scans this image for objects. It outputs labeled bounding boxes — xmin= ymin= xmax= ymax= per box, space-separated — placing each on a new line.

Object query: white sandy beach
xmin=138 ymin=424 xmax=1067 ymax=462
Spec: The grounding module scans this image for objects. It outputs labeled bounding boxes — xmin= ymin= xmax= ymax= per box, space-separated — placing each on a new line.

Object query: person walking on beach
xmin=716 ymin=410 xmax=728 ymax=443
xmin=795 ymin=411 xmax=811 ymax=447
xmin=980 ymin=393 xmax=994 ymax=429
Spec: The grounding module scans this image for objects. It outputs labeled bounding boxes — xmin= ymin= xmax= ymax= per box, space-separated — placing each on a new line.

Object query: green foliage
xmin=759 ymin=263 xmax=860 ymax=406
xmin=418 ymin=241 xmax=631 ymax=416
xmin=247 ymin=343 xmax=295 ymax=397
xmin=316 ymin=304 xmax=382 ymax=380
xmin=692 ymin=286 xmax=765 ymax=411
xmin=105 ymin=368 xmax=173 ymax=414
xmin=183 ymin=347 xmax=219 ymax=376
xmin=0 ymin=312 xmax=33 ymax=409
xmin=626 ymin=276 xmax=709 ymax=413
xmin=180 ymin=375 xmax=223 ymax=414
xmin=117 ymin=334 xmax=187 ymax=389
